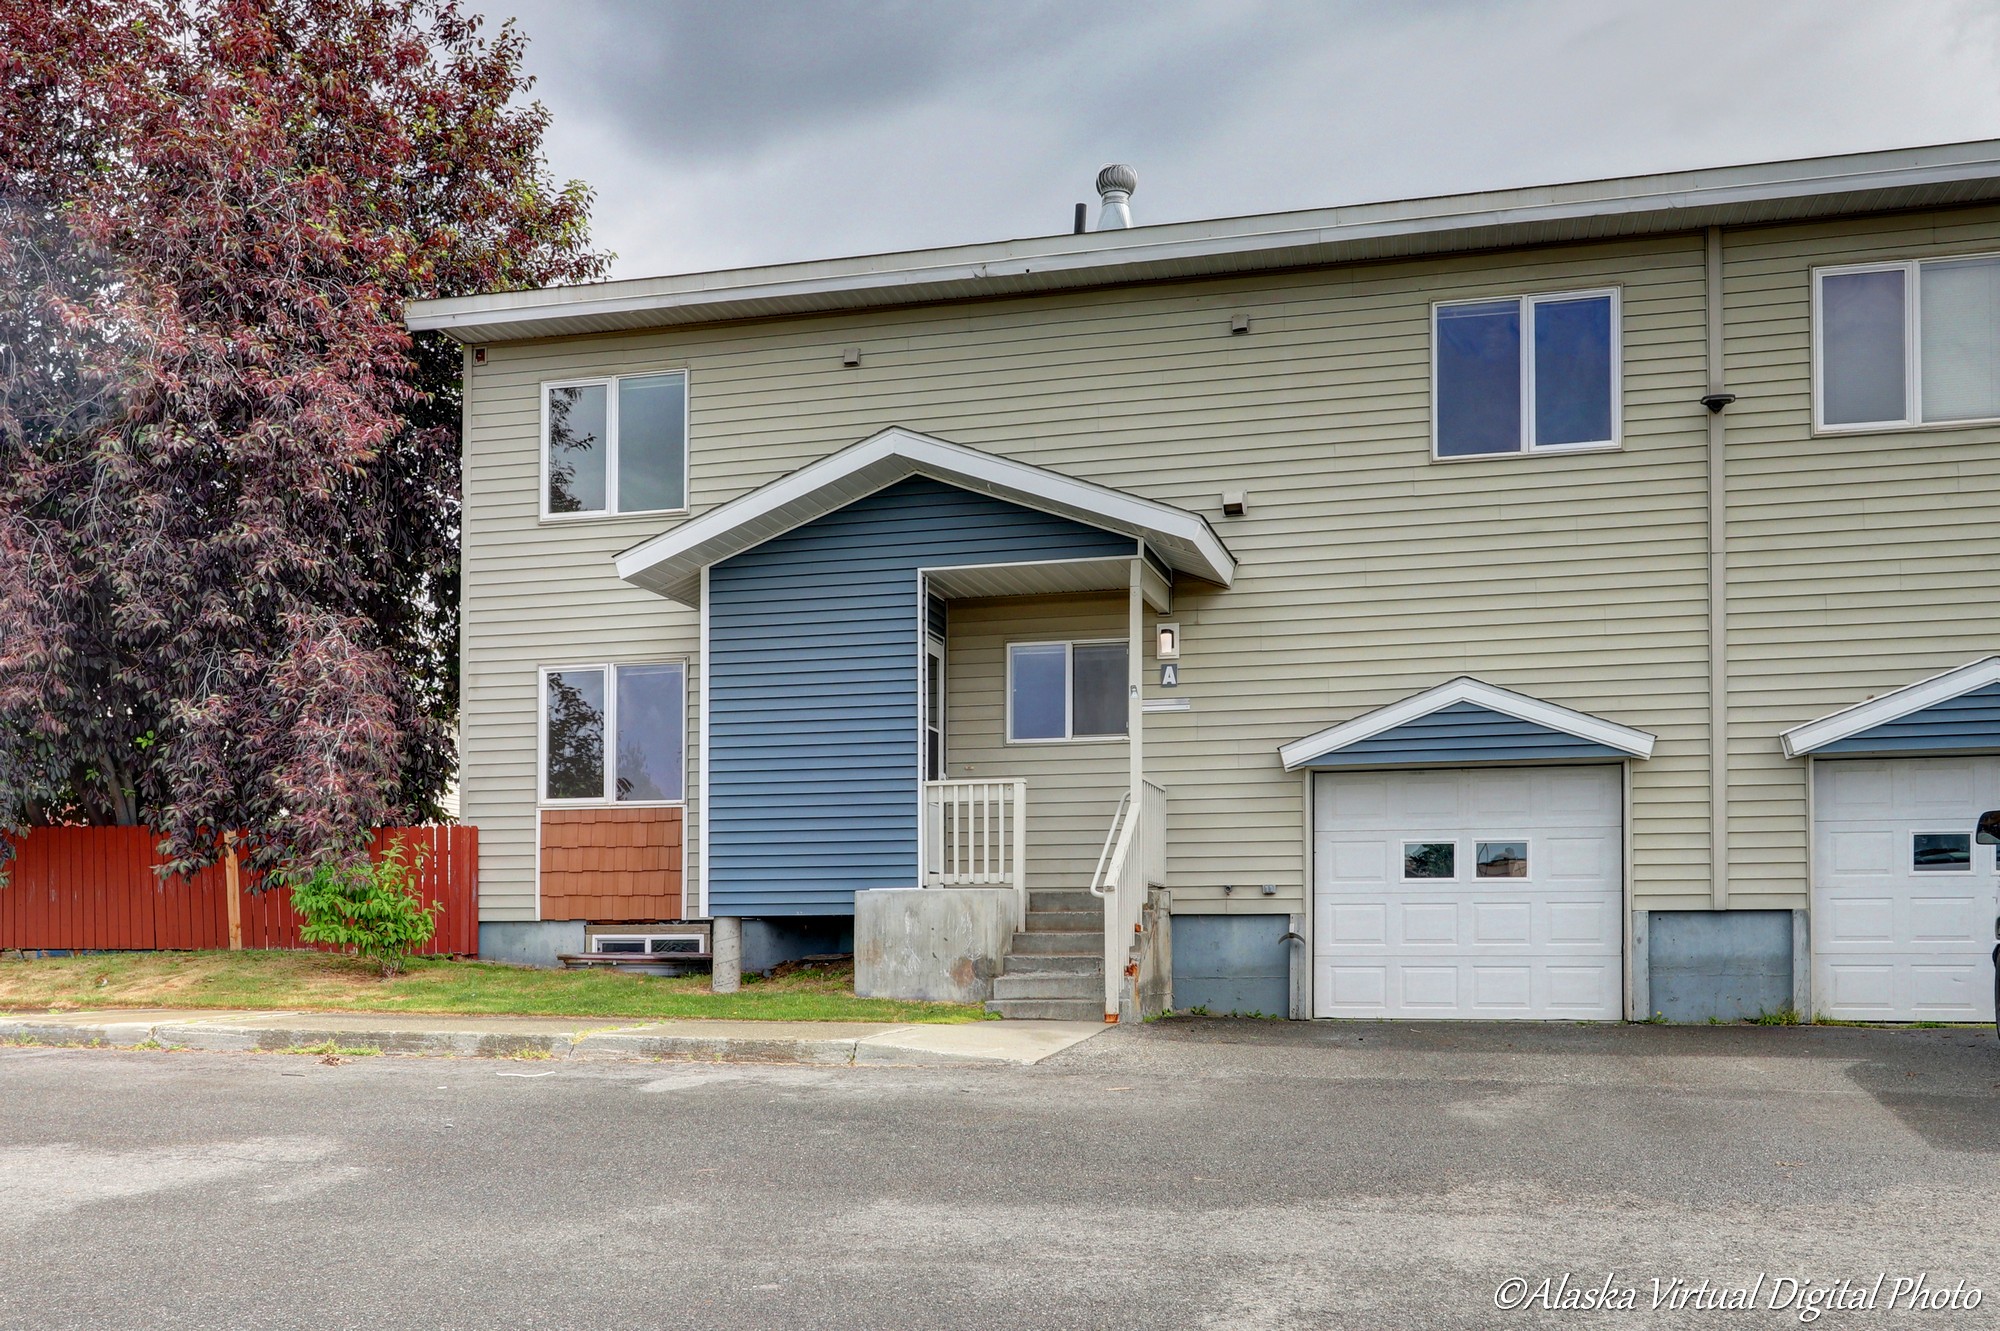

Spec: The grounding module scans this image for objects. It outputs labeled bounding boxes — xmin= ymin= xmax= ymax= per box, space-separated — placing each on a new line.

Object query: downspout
xmin=1706 ymin=225 xmax=1731 ymax=911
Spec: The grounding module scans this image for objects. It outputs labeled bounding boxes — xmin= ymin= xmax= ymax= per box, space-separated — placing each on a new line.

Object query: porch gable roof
xmin=1278 ymin=677 xmax=1657 ymax=771
xmin=615 ymin=426 xmax=1235 ymax=606
xmin=1779 ymin=656 xmax=2000 ymax=758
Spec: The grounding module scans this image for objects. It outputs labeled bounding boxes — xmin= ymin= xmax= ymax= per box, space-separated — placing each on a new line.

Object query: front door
xmin=924 ymin=636 xmax=946 ymax=781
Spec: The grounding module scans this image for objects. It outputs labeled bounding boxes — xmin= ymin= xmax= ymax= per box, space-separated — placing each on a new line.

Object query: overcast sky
xmin=476 ymin=0 xmax=2000 ymax=281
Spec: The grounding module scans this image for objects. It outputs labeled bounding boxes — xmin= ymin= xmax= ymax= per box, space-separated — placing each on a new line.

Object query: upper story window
xmin=1815 ymin=255 xmax=2000 ymax=430
xmin=541 ymin=662 xmax=686 ymax=804
xmin=1432 ymin=289 xmax=1621 ymax=459
xmin=1007 ymin=640 xmax=1127 ymax=743
xmin=542 ymin=371 xmax=688 ymax=518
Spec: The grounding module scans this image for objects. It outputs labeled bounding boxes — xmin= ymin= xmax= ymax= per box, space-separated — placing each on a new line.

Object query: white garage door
xmin=1313 ymin=766 xmax=1623 ymax=1019
xmin=1812 ymin=757 xmax=1999 ymax=1021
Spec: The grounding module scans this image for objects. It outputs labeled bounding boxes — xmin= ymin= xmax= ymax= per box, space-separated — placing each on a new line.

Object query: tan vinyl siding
xmin=459 ymin=370 xmax=701 ymax=922
xmin=461 ymin=231 xmax=1718 ymax=921
xmin=1721 ymin=203 xmax=2000 ymax=908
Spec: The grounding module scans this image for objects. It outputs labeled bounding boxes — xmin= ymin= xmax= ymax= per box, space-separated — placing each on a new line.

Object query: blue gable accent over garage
xmin=706 ymin=475 xmax=1134 ymax=917
xmin=1810 ymin=681 xmax=2000 ymax=756
xmin=1290 ymin=700 xmax=1628 ymax=768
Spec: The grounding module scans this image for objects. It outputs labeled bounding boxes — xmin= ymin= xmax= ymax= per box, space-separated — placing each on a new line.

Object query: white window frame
xmin=1004 ymin=638 xmax=1128 ymax=745
xmin=1911 ymin=829 xmax=1974 ymax=873
xmin=1472 ymin=837 xmax=1533 ymax=881
xmin=588 ymin=932 xmax=709 ymax=955
xmin=1430 ymin=287 xmax=1624 ymax=461
xmin=536 ymin=661 xmax=689 ymax=807
xmin=539 ymin=370 xmax=691 ymax=521
xmin=1400 ymin=839 xmax=1460 ymax=883
xmin=1812 ymin=253 xmax=2000 ymax=434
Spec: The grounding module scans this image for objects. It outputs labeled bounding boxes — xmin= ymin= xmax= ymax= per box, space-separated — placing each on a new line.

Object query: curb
xmin=0 ymin=1017 xmax=1082 ymax=1067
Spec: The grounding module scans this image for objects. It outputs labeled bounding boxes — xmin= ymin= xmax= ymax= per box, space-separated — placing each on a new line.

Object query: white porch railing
xmin=1091 ymin=779 xmax=1167 ymax=1019
xmin=922 ymin=779 xmax=1029 ymax=930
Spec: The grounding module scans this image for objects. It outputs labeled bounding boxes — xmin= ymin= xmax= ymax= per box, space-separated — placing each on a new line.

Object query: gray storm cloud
xmin=479 ymin=0 xmax=2000 ymax=280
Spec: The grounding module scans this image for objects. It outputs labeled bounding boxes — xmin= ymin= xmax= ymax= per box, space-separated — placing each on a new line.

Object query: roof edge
xmin=1780 ymin=656 xmax=2000 ymax=757
xmin=1279 ymin=677 xmax=1657 ymax=770
xmin=614 ymin=427 xmax=1235 ymax=605
xmin=410 ymin=139 xmax=2000 ymax=343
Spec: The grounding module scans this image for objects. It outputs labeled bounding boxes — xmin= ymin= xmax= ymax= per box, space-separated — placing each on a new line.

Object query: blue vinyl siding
xmin=1297 ymin=700 xmax=1625 ymax=767
xmin=1815 ymin=681 xmax=2000 ymax=755
xmin=707 ymin=476 xmax=1134 ymax=915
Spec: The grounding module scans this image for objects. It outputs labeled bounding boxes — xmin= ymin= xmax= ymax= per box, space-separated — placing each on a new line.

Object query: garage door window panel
xmin=1402 ymin=841 xmax=1457 ymax=881
xmin=1912 ymin=832 xmax=1973 ymax=872
xmin=1476 ymin=840 xmax=1530 ymax=878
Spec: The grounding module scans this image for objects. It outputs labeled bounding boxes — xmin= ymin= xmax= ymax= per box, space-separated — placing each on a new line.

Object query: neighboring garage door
xmin=1812 ymin=757 xmax=1999 ymax=1021
xmin=1313 ymin=765 xmax=1623 ymax=1019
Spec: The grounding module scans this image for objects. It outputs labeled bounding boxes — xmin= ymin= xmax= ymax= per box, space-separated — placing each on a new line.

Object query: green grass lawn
xmin=0 ymin=949 xmax=989 ymax=1024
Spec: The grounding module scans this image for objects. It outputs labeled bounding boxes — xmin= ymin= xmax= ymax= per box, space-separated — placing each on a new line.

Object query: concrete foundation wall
xmin=1644 ymin=909 xmax=1796 ymax=1023
xmin=1171 ymin=914 xmax=1291 ymax=1017
xmin=854 ymin=889 xmax=1014 ymax=1004
xmin=478 ymin=921 xmax=586 ymax=969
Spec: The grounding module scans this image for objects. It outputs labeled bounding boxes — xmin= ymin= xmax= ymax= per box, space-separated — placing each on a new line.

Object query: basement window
xmin=590 ymin=934 xmax=706 ymax=955
xmin=542 ymin=371 xmax=688 ymax=517
xmin=1433 ymin=289 xmax=1621 ymax=458
xmin=541 ymin=662 xmax=686 ymax=804
xmin=1007 ymin=640 xmax=1127 ymax=742
xmin=1816 ymin=255 xmax=2000 ymax=430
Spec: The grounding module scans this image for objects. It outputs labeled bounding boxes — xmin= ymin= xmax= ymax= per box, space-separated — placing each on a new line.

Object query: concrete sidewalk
xmin=0 ymin=1008 xmax=1106 ymax=1067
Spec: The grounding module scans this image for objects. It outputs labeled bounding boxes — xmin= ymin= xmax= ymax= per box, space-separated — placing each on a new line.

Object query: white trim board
xmin=1780 ymin=655 xmax=2000 ymax=757
xmin=614 ymin=426 xmax=1234 ymax=605
xmin=1278 ymin=676 xmax=1657 ymax=771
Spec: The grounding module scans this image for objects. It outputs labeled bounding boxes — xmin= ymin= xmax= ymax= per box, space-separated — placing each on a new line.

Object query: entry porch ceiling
xmin=925 ymin=556 xmax=1171 ymax=613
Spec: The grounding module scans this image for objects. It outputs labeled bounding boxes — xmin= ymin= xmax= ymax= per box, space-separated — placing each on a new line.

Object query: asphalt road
xmin=3 ymin=1020 xmax=1998 ymax=1330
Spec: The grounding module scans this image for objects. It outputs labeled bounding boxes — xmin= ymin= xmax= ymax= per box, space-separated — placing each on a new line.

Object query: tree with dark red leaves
xmin=0 ymin=0 xmax=607 ymax=875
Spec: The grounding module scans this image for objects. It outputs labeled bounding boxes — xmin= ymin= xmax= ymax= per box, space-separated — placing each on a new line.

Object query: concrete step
xmin=1025 ymin=909 xmax=1099 ymax=932
xmin=986 ymin=997 xmax=1106 ymax=1021
xmin=1010 ymin=930 xmax=1103 ymax=956
xmin=992 ymin=971 xmax=1100 ymax=1001
xmin=1027 ymin=889 xmax=1098 ymax=914
xmin=1002 ymin=952 xmax=1101 ymax=976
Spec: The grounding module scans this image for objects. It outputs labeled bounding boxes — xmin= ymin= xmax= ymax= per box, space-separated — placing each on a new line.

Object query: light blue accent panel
xmin=1173 ymin=915 xmax=1291 ymax=1016
xmin=1298 ymin=700 xmax=1625 ymax=767
xmin=708 ymin=476 xmax=1135 ymax=916
xmin=1815 ymin=681 xmax=2000 ymax=755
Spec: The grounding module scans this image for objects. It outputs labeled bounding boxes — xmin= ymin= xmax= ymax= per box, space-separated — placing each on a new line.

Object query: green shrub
xmin=286 ymin=840 xmax=441 ymax=977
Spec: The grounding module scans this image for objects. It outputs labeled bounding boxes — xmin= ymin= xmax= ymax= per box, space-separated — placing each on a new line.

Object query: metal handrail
xmin=1088 ymin=792 xmax=1132 ymax=898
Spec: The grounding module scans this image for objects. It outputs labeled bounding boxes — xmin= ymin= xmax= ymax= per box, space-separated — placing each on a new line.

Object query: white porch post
xmin=1105 ymin=554 xmax=1144 ymax=1020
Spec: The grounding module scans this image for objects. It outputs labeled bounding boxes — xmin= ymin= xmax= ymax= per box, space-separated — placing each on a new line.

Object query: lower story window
xmin=1007 ymin=640 xmax=1127 ymax=742
xmin=542 ymin=662 xmax=686 ymax=803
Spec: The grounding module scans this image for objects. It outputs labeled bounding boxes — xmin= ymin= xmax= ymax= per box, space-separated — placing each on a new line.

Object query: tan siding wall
xmin=1722 ymin=204 xmax=2000 ymax=908
xmin=462 ymin=230 xmax=1720 ymax=922
xmin=460 ymin=356 xmax=700 ymax=921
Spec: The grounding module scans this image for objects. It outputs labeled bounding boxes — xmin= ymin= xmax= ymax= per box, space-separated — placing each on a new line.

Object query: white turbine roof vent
xmin=1095 ymin=163 xmax=1136 ymax=230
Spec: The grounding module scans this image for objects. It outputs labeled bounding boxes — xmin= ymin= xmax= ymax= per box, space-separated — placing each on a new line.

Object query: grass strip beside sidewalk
xmin=0 ymin=950 xmax=988 ymax=1024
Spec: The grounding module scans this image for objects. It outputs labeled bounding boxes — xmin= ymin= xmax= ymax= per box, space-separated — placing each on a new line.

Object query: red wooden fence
xmin=0 ymin=825 xmax=477 ymax=955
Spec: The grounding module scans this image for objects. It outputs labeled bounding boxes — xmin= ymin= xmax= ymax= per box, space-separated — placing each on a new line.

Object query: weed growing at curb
xmin=277 ymin=1040 xmax=384 ymax=1058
